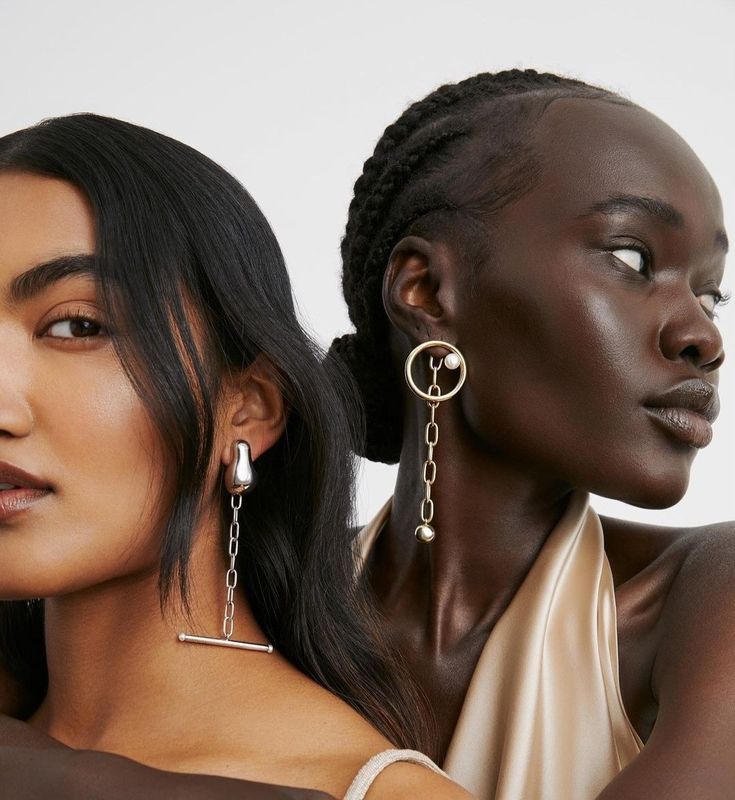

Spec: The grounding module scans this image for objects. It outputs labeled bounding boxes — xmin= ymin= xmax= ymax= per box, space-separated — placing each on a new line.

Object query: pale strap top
xmin=343 ymin=748 xmax=448 ymax=799
xmin=357 ymin=490 xmax=644 ymax=800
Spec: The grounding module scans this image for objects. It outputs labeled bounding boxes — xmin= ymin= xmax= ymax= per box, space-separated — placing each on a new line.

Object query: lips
xmin=644 ymin=379 xmax=720 ymax=448
xmin=0 ymin=461 xmax=52 ymax=521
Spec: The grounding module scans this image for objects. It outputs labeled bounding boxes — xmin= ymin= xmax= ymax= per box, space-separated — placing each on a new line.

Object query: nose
xmin=658 ymin=291 xmax=726 ymax=374
xmin=0 ymin=332 xmax=34 ymax=438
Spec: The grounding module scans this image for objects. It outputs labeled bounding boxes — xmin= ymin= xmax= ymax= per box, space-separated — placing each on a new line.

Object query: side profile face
xmin=0 ymin=172 xmax=167 ymax=598
xmin=442 ymin=98 xmax=727 ymax=507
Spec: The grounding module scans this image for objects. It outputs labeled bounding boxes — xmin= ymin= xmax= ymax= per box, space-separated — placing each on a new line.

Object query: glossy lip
xmin=643 ymin=379 xmax=719 ymax=449
xmin=0 ymin=461 xmax=52 ymax=521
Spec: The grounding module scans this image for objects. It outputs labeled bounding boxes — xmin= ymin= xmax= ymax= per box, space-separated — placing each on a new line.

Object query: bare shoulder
xmin=599 ymin=512 xmax=735 ymax=588
xmin=364 ymin=761 xmax=472 ymax=799
xmin=671 ymin=517 xmax=735 ymax=566
xmin=595 ymin=518 xmax=735 ymax=793
xmin=600 ymin=514 xmax=735 ymax=693
xmin=600 ymin=513 xmax=735 ymax=642
xmin=654 ymin=517 xmax=735 ymax=648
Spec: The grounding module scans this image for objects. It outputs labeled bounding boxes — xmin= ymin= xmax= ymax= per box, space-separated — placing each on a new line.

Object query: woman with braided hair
xmin=331 ymin=69 xmax=733 ymax=799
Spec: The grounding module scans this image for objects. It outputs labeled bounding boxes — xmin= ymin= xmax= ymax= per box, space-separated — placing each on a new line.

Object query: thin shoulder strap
xmin=343 ymin=748 xmax=447 ymax=800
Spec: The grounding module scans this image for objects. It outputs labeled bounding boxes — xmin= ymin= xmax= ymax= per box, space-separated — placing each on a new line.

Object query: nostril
xmin=678 ymin=341 xmax=725 ymax=373
xmin=679 ymin=344 xmax=708 ymax=371
xmin=680 ymin=344 xmax=699 ymax=362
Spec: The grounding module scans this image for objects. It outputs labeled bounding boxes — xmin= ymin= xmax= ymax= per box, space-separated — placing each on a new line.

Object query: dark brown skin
xmin=366 ymin=98 xmax=734 ymax=797
xmin=0 ymin=714 xmax=334 ymax=800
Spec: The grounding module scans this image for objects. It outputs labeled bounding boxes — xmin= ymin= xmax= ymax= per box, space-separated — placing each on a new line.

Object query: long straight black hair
xmin=0 ymin=113 xmax=430 ymax=750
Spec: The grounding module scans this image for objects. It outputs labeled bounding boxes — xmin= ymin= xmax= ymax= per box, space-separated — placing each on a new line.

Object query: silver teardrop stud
xmin=226 ymin=441 xmax=257 ymax=495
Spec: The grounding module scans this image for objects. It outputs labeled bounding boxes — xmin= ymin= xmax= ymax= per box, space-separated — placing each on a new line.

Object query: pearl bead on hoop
xmin=404 ymin=340 xmax=467 ymax=403
xmin=444 ymin=352 xmax=461 ymax=370
xmin=404 ymin=340 xmax=467 ymax=544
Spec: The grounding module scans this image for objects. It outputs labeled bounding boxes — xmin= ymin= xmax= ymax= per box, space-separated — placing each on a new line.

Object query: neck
xmin=377 ymin=398 xmax=575 ymax=648
xmin=31 ymin=516 xmax=275 ymax=760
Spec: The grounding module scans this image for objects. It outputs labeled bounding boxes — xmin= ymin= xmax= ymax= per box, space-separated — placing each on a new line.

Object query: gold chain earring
xmin=178 ymin=440 xmax=273 ymax=653
xmin=405 ymin=341 xmax=467 ymax=543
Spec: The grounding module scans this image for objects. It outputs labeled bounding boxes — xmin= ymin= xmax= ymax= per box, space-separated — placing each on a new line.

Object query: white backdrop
xmin=1 ymin=0 xmax=733 ymax=526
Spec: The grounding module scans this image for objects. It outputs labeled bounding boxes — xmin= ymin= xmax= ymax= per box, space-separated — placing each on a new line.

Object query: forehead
xmin=0 ymin=171 xmax=95 ymax=273
xmin=528 ymin=97 xmax=723 ymax=227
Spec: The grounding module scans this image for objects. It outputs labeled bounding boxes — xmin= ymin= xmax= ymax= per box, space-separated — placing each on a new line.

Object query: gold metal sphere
xmin=415 ymin=524 xmax=436 ymax=543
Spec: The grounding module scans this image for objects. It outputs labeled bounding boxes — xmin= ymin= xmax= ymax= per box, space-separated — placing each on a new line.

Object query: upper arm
xmin=366 ymin=762 xmax=472 ymax=799
xmin=597 ymin=525 xmax=735 ymax=799
xmin=0 ymin=745 xmax=337 ymax=800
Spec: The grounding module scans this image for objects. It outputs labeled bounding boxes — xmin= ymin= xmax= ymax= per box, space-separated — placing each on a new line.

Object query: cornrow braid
xmin=330 ymin=69 xmax=626 ymax=463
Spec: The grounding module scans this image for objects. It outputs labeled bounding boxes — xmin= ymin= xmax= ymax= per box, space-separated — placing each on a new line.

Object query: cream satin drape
xmin=358 ymin=491 xmax=643 ymax=800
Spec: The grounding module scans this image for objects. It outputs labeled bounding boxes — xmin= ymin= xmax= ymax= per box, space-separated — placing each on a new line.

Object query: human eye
xmin=40 ymin=306 xmax=109 ymax=342
xmin=610 ymin=246 xmax=649 ymax=274
xmin=46 ymin=316 xmax=104 ymax=338
xmin=699 ymin=289 xmax=731 ymax=319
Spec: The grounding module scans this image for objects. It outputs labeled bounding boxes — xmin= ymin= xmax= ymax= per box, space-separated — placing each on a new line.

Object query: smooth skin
xmin=364 ymin=98 xmax=734 ymax=798
xmin=0 ymin=714 xmax=331 ymax=800
xmin=0 ymin=173 xmax=469 ymax=800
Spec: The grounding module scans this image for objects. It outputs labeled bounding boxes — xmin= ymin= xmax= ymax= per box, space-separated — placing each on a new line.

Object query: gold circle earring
xmin=404 ymin=341 xmax=467 ymax=543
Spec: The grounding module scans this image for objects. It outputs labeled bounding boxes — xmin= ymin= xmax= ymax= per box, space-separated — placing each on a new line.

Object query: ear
xmin=382 ymin=235 xmax=458 ymax=344
xmin=219 ymin=355 xmax=286 ymax=468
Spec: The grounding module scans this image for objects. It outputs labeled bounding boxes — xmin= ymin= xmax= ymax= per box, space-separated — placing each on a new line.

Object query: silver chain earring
xmin=178 ymin=440 xmax=273 ymax=653
xmin=405 ymin=341 xmax=467 ymax=543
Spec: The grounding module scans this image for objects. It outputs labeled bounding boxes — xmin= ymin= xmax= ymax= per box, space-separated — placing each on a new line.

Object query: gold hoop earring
xmin=178 ymin=440 xmax=273 ymax=653
xmin=405 ymin=341 xmax=467 ymax=543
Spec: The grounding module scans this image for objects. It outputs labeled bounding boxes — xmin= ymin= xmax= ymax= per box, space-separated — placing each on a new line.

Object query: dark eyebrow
xmin=581 ymin=194 xmax=685 ymax=228
xmin=580 ymin=194 xmax=728 ymax=254
xmin=6 ymin=253 xmax=99 ymax=305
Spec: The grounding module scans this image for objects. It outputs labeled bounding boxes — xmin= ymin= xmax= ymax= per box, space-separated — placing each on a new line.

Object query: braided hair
xmin=330 ymin=69 xmax=630 ymax=463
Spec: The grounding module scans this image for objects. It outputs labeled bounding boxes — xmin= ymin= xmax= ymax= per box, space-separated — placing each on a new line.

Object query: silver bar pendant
xmin=178 ymin=632 xmax=273 ymax=653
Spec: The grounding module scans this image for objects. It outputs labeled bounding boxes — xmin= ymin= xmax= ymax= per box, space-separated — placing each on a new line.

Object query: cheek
xmin=0 ymin=351 xmax=165 ymax=599
xmin=459 ymin=263 xmax=639 ymax=425
xmin=456 ymin=268 xmax=692 ymax=505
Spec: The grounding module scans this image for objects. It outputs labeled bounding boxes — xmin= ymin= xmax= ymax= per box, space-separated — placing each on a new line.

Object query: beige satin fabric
xmin=358 ymin=491 xmax=643 ymax=800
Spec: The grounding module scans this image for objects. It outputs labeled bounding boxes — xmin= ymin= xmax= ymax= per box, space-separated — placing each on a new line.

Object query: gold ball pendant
xmin=415 ymin=524 xmax=436 ymax=543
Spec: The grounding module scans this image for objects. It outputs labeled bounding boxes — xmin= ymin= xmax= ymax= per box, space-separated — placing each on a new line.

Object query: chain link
xmin=223 ymin=493 xmax=242 ymax=639
xmin=418 ymin=357 xmax=443 ymax=532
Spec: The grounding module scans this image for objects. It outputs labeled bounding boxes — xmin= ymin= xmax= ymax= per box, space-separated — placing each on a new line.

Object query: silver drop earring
xmin=405 ymin=341 xmax=467 ymax=543
xmin=178 ymin=440 xmax=273 ymax=653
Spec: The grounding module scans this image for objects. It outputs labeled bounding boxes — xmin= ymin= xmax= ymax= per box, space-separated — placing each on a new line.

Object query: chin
xmin=606 ymin=465 xmax=690 ymax=510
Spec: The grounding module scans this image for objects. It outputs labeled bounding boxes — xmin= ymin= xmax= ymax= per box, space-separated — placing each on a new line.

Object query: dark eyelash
xmin=635 ymin=248 xmax=652 ymax=274
xmin=711 ymin=289 xmax=731 ymax=319
xmin=41 ymin=307 xmax=108 ymax=338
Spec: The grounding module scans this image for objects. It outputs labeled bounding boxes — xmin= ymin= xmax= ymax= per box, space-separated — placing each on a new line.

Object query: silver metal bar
xmin=177 ymin=632 xmax=273 ymax=653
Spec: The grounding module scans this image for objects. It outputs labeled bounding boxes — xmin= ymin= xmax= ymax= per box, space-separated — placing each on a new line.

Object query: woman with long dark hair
xmin=330 ymin=70 xmax=733 ymax=799
xmin=0 ymin=114 xmax=468 ymax=799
